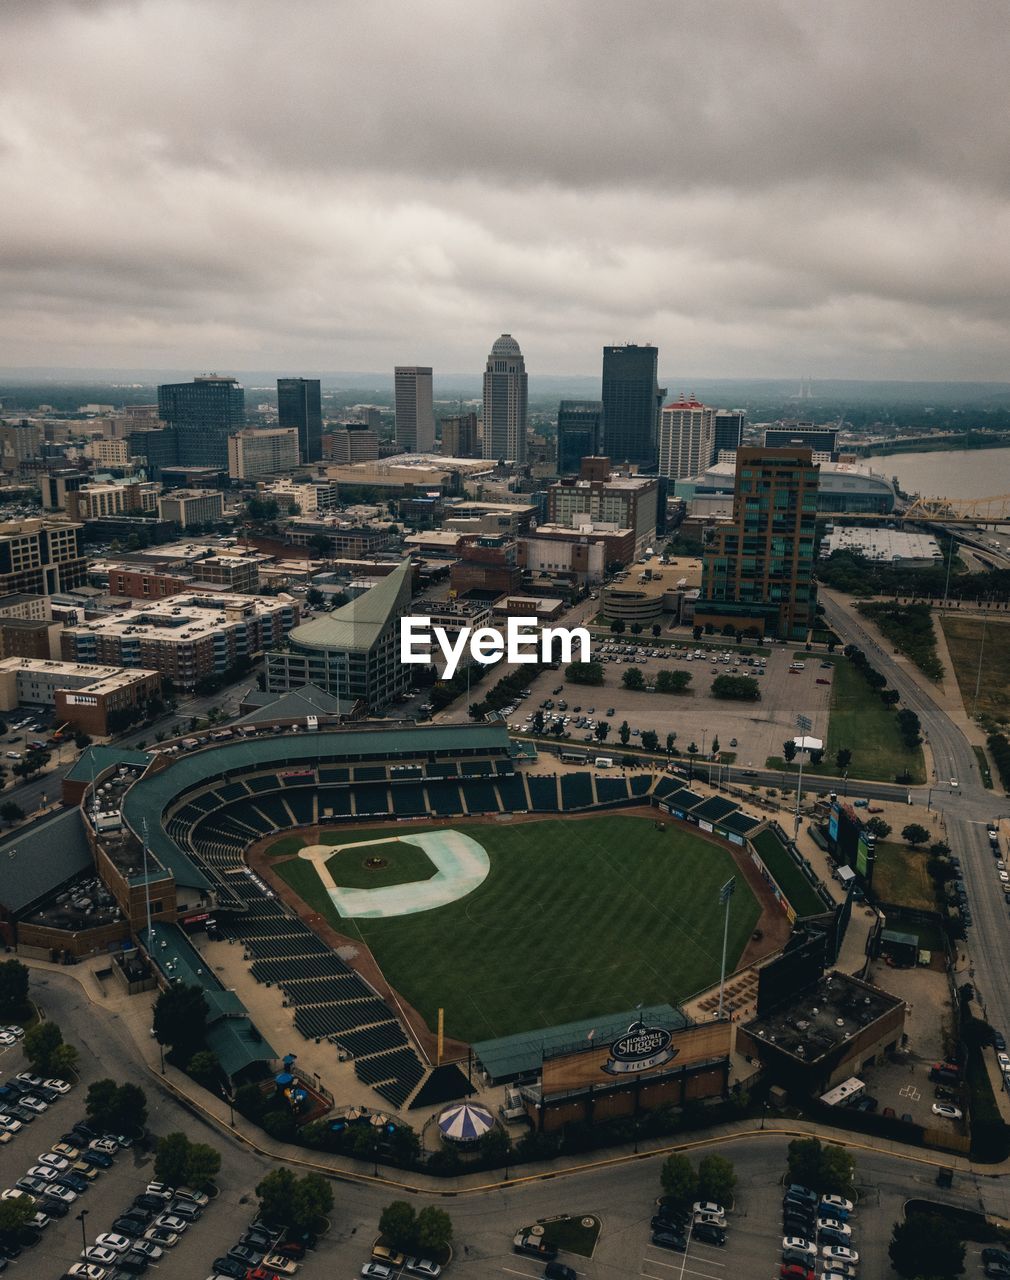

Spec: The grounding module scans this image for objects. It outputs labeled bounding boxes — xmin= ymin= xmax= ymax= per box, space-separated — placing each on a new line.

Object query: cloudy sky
xmin=2 ymin=0 xmax=1007 ymax=381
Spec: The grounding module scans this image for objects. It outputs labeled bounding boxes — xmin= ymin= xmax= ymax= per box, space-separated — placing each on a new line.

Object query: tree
xmin=290 ymin=1171 xmax=333 ymax=1231
xmin=711 ymin=735 xmax=720 ymax=756
xmin=929 ymin=841 xmax=952 ymax=859
xmin=0 ymin=801 xmax=24 ymax=827
xmin=864 ymin=817 xmax=892 ymax=839
xmin=652 ymin=625 xmax=662 ymax=638
xmin=153 ymin=983 xmax=209 ymax=1060
xmin=155 ymin=1132 xmax=191 ymax=1187
xmin=566 ymin=661 xmax=605 ymax=686
xmin=697 ymin=1154 xmax=737 ymax=1207
xmin=256 ymin=1168 xmax=297 ymax=1227
xmin=0 ymin=958 xmax=29 ymax=1018
xmin=379 ymin=1201 xmax=416 ymax=1251
xmin=660 ymin=1153 xmax=698 ymax=1206
xmin=711 ymin=674 xmax=761 ymax=700
xmin=687 ymin=742 xmax=698 ymax=758
xmin=835 ymin=748 xmax=852 ymax=770
xmin=24 ymin=1021 xmax=73 ymax=1075
xmin=610 ymin=619 xmax=626 ymax=635
xmin=889 ymin=1214 xmax=965 ymax=1279
xmin=902 ymin=823 xmax=931 ymax=848
xmin=619 ymin=721 xmax=631 ymax=745
xmin=666 ymin=732 xmax=676 ymax=752
xmin=810 ymin=748 xmax=824 ymax=766
xmin=655 ymin=670 xmax=691 ymax=694
xmin=185 ymin=1142 xmax=222 ymax=1190
xmin=417 ymin=1205 xmax=453 ymax=1254
xmin=783 ymin=739 xmax=797 ymax=762
xmin=594 ymin=721 xmax=610 ymax=742
xmin=87 ymin=1079 xmax=148 ymax=1138
xmin=0 ymin=1195 xmax=36 ymax=1234
xmin=622 ymin=667 xmax=645 ymax=690
xmin=187 ymin=1050 xmax=220 ymax=1085
xmin=693 ymin=626 xmax=704 ymax=641
xmin=641 ymin=730 xmax=659 ymax=751
xmin=631 ymin=622 xmax=643 ymax=635
xmin=787 ymin=1137 xmax=854 ymax=1195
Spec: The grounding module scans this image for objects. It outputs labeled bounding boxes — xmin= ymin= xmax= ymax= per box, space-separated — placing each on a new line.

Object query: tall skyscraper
xmin=158 ymin=375 xmax=245 ymax=469
xmin=394 ymin=366 xmax=435 ymax=453
xmin=657 ymin=396 xmax=716 ymax=479
xmin=440 ymin=412 xmax=479 ymax=457
xmin=482 ymin=334 xmax=528 ymax=464
xmin=713 ymin=409 xmax=746 ymax=459
xmin=601 ymin=344 xmax=662 ymax=467
xmin=277 ymin=377 xmax=322 ymax=463
xmin=556 ymin=400 xmax=604 ymax=475
xmin=695 ymin=446 xmax=819 ymax=640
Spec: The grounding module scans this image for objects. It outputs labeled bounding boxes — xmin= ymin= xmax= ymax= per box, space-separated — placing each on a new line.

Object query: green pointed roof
xmin=287 ymin=559 xmax=412 ymax=653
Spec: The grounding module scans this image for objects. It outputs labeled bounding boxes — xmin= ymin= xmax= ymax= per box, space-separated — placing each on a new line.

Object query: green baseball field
xmin=273 ymin=814 xmax=760 ymax=1043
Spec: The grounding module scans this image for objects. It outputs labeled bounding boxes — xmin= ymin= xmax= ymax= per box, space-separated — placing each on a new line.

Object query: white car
xmin=0 ymin=1032 xmax=18 ymax=1046
xmin=933 ymin=1102 xmax=963 ymax=1119
xmin=145 ymin=1182 xmax=175 ymax=1200
xmin=0 ymin=1188 xmax=33 ymax=1202
xmin=783 ymin=1236 xmax=817 ymax=1258
xmin=67 ymin=1266 xmax=108 ymax=1280
xmin=817 ymin=1217 xmax=851 ymax=1238
xmin=43 ymin=1078 xmax=72 ymax=1094
xmin=822 ymin=1246 xmax=859 ymax=1264
xmin=130 ymin=1241 xmax=164 ymax=1260
xmin=3 ymin=1026 xmax=24 ymax=1039
xmin=89 ymin=1138 xmax=119 ymax=1155
xmin=0 ymin=1115 xmax=22 ymax=1133
xmin=154 ymin=1213 xmax=189 ymax=1232
xmin=404 ymin=1260 xmax=442 ymax=1279
xmin=38 ymin=1153 xmax=71 ymax=1170
xmin=820 ymin=1194 xmax=854 ymax=1215
xmin=19 ymin=1096 xmax=48 ymax=1113
xmin=144 ymin=1226 xmax=179 ymax=1247
xmin=95 ymin=1233 xmax=133 ymax=1254
xmin=262 ymin=1256 xmax=299 ymax=1276
xmin=15 ymin=1073 xmax=43 ymax=1088
xmin=695 ymin=1209 xmax=728 ymax=1228
xmin=82 ymin=1247 xmax=119 ymax=1266
xmin=998 ymin=1053 xmax=1010 ymax=1071
xmin=26 ymin=1165 xmax=60 ymax=1182
xmin=42 ymin=1184 xmax=77 ymax=1203
xmin=694 ymin=1201 xmax=726 ymax=1218
xmin=822 ymin=1262 xmax=858 ymax=1278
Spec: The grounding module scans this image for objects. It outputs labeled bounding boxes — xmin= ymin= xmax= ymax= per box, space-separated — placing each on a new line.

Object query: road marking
xmin=501 ymin=1268 xmax=543 ymax=1278
xmin=641 ymin=1264 xmax=727 ymax=1279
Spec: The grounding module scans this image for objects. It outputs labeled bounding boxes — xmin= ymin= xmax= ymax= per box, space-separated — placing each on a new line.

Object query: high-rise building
xmin=277 ymin=377 xmax=323 ymax=463
xmin=556 ymin=401 xmax=604 ymax=475
xmin=227 ymin=427 xmax=300 ymax=481
xmin=601 ymin=344 xmax=662 ymax=467
xmin=393 ymin=367 xmax=435 ymax=453
xmin=157 ymin=489 xmax=226 ymax=528
xmin=440 ymin=412 xmax=479 ymax=458
xmin=764 ymin=424 xmax=838 ymax=459
xmin=713 ymin=409 xmax=746 ymax=459
xmin=547 ymin=457 xmax=658 ymax=554
xmin=158 ymin=375 xmax=245 ymax=469
xmin=657 ymin=396 xmax=716 ymax=479
xmin=0 ymin=518 xmax=87 ymax=596
xmin=482 ymin=335 xmax=528 ymax=464
xmin=323 ymin=423 xmax=379 ymax=464
xmin=695 ymin=446 xmax=819 ymax=640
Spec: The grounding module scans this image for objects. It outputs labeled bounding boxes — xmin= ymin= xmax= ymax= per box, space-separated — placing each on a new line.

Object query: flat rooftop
xmin=741 ymin=971 xmax=903 ymax=1065
xmin=821 ymin=527 xmax=943 ymax=563
xmin=0 ymin=656 xmax=158 ymax=692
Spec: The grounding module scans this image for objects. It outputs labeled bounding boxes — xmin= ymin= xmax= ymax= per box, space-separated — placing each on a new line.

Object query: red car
xmin=816 ymin=677 xmax=830 ymax=685
xmin=781 ymin=1267 xmax=814 ymax=1280
xmin=245 ymin=1269 xmax=282 ymax=1280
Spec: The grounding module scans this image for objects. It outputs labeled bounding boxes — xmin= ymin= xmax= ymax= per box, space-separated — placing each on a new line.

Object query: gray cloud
xmin=0 ymin=0 xmax=1007 ymax=378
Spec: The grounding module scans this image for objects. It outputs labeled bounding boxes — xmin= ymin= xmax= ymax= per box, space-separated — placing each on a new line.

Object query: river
xmin=869 ymin=445 xmax=1010 ymax=501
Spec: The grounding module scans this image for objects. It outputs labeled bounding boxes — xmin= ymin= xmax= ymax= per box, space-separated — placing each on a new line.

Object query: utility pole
xmin=972 ymin=617 xmax=988 ymax=719
xmin=718 ymin=877 xmax=736 ymax=1020
xmin=795 ymin=714 xmax=812 ymax=835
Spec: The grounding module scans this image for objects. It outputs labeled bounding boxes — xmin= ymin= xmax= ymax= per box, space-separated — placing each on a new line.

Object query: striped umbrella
xmin=436 ymin=1102 xmax=495 ymax=1142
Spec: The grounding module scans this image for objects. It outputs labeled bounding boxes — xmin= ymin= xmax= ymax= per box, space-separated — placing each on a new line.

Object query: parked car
xmin=693 ymin=1223 xmax=726 ymax=1246
xmin=932 ymin=1103 xmax=963 ymax=1120
xmin=651 ymin=1230 xmax=688 ymax=1251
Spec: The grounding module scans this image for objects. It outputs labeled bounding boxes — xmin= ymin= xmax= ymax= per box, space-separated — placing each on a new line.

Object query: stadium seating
xmin=527 ymin=775 xmax=559 ymax=811
xmin=390 ymin=786 xmax=427 ymax=817
xmin=354 ymin=765 xmax=388 ymax=782
xmin=426 ymin=781 xmax=463 ymax=816
xmin=319 ymin=787 xmax=353 ymax=817
xmin=595 ymin=776 xmax=630 ymax=805
xmin=494 ymin=774 xmax=528 ymax=812
xmin=461 ymin=781 xmax=499 ymax=814
xmin=319 ymin=766 xmax=350 ymax=784
xmin=560 ymin=772 xmax=593 ymax=810
xmin=630 ymin=775 xmax=654 ymax=797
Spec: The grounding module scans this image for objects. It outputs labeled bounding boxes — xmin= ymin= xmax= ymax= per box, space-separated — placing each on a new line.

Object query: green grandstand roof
xmin=139 ymin=924 xmax=276 ymax=1078
xmin=66 ymin=746 xmax=152 ymax=783
xmin=120 ymin=724 xmax=510 ymax=895
xmin=287 ymin=559 xmax=412 ymax=653
xmin=234 ymin=684 xmax=355 ymax=724
xmin=473 ymin=1003 xmax=688 ymax=1082
xmin=0 ymin=809 xmax=94 ymax=915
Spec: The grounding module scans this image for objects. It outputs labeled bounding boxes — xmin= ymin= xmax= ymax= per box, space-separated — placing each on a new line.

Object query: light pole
xmin=717 ymin=877 xmax=736 ymax=1020
xmin=794 ymin=714 xmax=812 ymax=835
xmin=76 ymin=1208 xmax=89 ymax=1252
xmin=972 ymin=616 xmax=988 ymax=719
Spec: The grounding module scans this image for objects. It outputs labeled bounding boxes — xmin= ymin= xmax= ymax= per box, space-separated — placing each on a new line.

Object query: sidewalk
xmin=20 ymin=954 xmax=1000 ymax=1194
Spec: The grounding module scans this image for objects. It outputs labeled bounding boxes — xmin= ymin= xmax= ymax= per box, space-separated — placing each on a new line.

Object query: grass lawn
xmin=941 ymin=615 xmax=1010 ymax=726
xmin=539 ymin=1216 xmax=601 ymax=1258
xmin=871 ymin=840 xmax=936 ymax=910
xmin=324 ymin=839 xmax=437 ymax=889
xmin=274 ymin=816 xmax=759 ymax=1043
xmin=974 ymin=745 xmax=994 ymax=789
xmin=768 ymin=654 xmax=925 ymax=784
xmin=750 ymin=828 xmax=826 ymax=917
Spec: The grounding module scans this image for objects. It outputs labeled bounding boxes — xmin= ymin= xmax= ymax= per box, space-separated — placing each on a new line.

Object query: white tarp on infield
xmin=296 ymin=829 xmax=490 ymax=919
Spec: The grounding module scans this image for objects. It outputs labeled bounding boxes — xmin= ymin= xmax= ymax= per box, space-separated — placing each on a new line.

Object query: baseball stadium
xmin=0 ymin=713 xmax=849 ymax=1142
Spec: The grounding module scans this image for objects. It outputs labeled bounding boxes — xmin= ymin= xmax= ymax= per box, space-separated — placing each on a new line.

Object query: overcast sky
xmin=2 ymin=0 xmax=1007 ymax=381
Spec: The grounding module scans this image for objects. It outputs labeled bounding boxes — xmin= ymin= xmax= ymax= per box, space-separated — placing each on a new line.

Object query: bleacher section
xmin=462 ymin=780 xmax=499 ymax=814
xmin=527 ymin=775 xmax=559 ymax=811
xmin=560 ymin=772 xmax=593 ymax=809
xmin=595 ymin=776 xmax=631 ymax=804
xmin=495 ymin=774 xmax=528 ymax=812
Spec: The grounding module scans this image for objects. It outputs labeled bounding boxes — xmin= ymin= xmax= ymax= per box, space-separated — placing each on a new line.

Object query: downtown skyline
xmin=1 ymin=0 xmax=1008 ymax=382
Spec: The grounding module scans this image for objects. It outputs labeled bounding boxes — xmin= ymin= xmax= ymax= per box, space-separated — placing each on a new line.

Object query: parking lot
xmin=511 ymin=639 xmax=834 ymax=769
